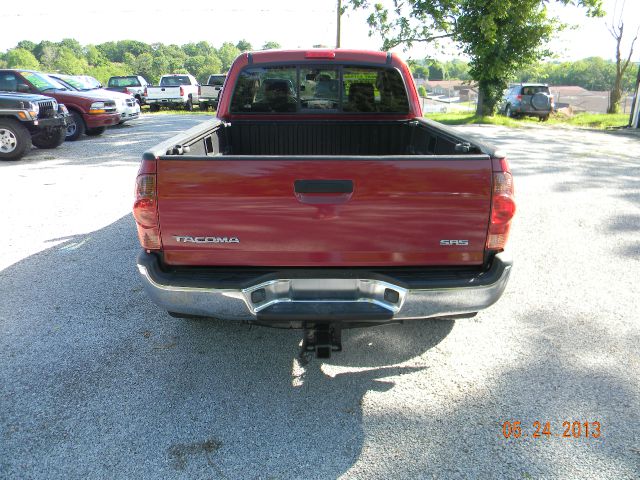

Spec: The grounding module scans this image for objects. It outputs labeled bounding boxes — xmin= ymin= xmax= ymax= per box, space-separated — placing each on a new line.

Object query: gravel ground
xmin=1 ymin=116 xmax=639 ymax=479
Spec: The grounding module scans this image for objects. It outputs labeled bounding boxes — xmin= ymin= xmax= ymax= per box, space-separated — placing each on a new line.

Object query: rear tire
xmin=149 ymin=104 xmax=160 ymax=112
xmin=66 ymin=111 xmax=85 ymax=141
xmin=32 ymin=127 xmax=66 ymax=149
xmin=199 ymin=102 xmax=208 ymax=111
xmin=185 ymin=98 xmax=193 ymax=111
xmin=0 ymin=119 xmax=31 ymax=161
xmin=540 ymin=114 xmax=550 ymax=122
xmin=86 ymin=126 xmax=106 ymax=136
xmin=505 ymin=105 xmax=513 ymax=118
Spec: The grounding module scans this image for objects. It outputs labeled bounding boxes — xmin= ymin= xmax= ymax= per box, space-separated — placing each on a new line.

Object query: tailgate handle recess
xmin=294 ymin=180 xmax=353 ymax=194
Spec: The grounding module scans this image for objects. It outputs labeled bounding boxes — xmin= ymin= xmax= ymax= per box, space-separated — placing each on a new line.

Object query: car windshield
xmin=230 ymin=64 xmax=409 ymax=114
xmin=108 ymin=77 xmax=141 ymax=87
xmin=55 ymin=75 xmax=94 ymax=91
xmin=160 ymin=76 xmax=191 ymax=86
xmin=21 ymin=72 xmax=68 ymax=92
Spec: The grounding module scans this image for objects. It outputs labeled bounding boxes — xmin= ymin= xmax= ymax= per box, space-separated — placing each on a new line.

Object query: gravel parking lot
xmin=1 ymin=115 xmax=639 ymax=479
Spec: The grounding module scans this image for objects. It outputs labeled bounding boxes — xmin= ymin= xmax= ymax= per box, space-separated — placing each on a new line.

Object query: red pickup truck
xmin=133 ymin=50 xmax=515 ymax=357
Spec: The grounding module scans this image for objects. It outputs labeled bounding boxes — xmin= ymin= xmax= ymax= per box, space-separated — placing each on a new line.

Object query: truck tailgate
xmin=147 ymin=87 xmax=182 ymax=100
xmin=156 ymin=157 xmax=492 ymax=267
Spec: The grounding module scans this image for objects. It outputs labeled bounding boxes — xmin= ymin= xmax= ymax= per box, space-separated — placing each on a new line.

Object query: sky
xmin=0 ymin=0 xmax=639 ymax=62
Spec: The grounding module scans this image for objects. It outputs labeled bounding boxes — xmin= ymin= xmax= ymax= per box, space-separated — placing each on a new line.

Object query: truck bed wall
xmin=189 ymin=121 xmax=463 ymax=157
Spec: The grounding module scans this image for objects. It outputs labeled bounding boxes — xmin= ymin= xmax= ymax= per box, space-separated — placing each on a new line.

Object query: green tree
xmin=33 ymin=41 xmax=59 ymax=69
xmin=185 ymin=54 xmax=223 ymax=83
xmin=410 ymin=64 xmax=429 ymax=79
xmin=59 ymin=38 xmax=84 ymax=57
xmin=16 ymin=40 xmax=37 ymax=53
xmin=183 ymin=41 xmax=214 ymax=57
xmin=444 ymin=59 xmax=470 ymax=80
xmin=5 ymin=48 xmax=41 ymax=70
xmin=348 ymin=0 xmax=604 ymax=115
xmin=262 ymin=41 xmax=281 ymax=50
xmin=51 ymin=47 xmax=88 ymax=74
xmin=125 ymin=52 xmax=155 ymax=82
xmin=218 ymin=42 xmax=241 ymax=72
xmin=236 ymin=39 xmax=253 ymax=52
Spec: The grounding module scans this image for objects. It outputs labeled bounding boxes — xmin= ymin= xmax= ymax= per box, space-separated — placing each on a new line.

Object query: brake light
xmin=133 ymin=159 xmax=161 ymax=250
xmin=180 ymin=86 xmax=184 ymax=96
xmin=144 ymin=87 xmax=147 ymax=97
xmin=486 ymin=157 xmax=516 ymax=251
xmin=305 ymin=51 xmax=336 ymax=59
xmin=124 ymin=87 xmax=129 ymax=94
xmin=516 ymin=94 xmax=522 ymax=101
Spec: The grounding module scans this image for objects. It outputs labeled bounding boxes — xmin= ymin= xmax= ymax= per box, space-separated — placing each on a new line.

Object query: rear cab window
xmin=160 ymin=76 xmax=192 ymax=86
xmin=108 ymin=77 xmax=141 ymax=88
xmin=230 ymin=64 xmax=409 ymax=114
xmin=208 ymin=75 xmax=226 ymax=86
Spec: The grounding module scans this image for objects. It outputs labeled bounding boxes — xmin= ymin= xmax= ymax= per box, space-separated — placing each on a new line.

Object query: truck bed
xmin=179 ymin=119 xmax=473 ymax=157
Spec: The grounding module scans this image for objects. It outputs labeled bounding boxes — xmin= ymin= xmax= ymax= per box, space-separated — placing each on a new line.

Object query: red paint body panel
xmin=157 ymin=158 xmax=492 ymax=267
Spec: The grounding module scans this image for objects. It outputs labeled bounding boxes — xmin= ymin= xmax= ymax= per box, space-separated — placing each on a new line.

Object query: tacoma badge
xmin=175 ymin=236 xmax=240 ymax=244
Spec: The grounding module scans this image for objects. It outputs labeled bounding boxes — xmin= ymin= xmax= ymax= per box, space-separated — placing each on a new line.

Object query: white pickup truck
xmin=198 ymin=74 xmax=226 ymax=110
xmin=146 ymin=74 xmax=199 ymax=111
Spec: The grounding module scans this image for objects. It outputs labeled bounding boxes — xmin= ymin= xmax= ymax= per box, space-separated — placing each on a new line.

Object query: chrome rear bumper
xmin=136 ymin=252 xmax=512 ymax=322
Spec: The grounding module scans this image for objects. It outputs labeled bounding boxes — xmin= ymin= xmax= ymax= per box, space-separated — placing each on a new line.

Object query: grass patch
xmin=426 ymin=111 xmax=630 ymax=129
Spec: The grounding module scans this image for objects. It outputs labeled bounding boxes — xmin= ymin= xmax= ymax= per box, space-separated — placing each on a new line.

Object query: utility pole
xmin=336 ymin=0 xmax=342 ymax=48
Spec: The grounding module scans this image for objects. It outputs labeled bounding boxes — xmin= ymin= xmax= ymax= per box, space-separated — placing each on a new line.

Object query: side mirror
xmin=17 ymin=83 xmax=30 ymax=93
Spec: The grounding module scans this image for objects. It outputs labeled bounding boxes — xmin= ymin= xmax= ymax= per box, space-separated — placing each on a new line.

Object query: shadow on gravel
xmin=0 ymin=214 xmax=453 ymax=479
xmin=363 ymin=307 xmax=640 ymax=479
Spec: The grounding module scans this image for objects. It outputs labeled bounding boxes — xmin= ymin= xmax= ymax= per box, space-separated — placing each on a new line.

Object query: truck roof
xmin=243 ymin=49 xmax=396 ymax=65
xmin=217 ymin=49 xmax=420 ymax=120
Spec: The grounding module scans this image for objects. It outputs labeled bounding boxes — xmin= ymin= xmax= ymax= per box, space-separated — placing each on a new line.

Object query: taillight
xmin=180 ymin=86 xmax=184 ymax=96
xmin=124 ymin=87 xmax=129 ymax=94
xmin=144 ymin=87 xmax=147 ymax=97
xmin=487 ymin=157 xmax=516 ymax=251
xmin=515 ymin=94 xmax=522 ymax=101
xmin=133 ymin=160 xmax=161 ymax=250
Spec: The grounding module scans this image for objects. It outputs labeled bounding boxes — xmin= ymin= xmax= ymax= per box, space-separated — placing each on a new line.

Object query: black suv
xmin=0 ymin=92 xmax=71 ymax=160
xmin=500 ymin=83 xmax=554 ymax=121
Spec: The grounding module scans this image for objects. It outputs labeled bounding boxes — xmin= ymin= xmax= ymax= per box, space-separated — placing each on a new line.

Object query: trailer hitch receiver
xmin=302 ymin=323 xmax=342 ymax=359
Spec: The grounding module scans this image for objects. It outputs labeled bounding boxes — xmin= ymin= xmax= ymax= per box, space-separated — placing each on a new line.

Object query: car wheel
xmin=66 ymin=111 xmax=85 ymax=141
xmin=540 ymin=114 xmax=550 ymax=122
xmin=185 ymin=99 xmax=193 ymax=111
xmin=199 ymin=102 xmax=208 ymax=111
xmin=505 ymin=105 xmax=512 ymax=118
xmin=32 ymin=127 xmax=66 ymax=149
xmin=149 ymin=104 xmax=160 ymax=112
xmin=85 ymin=126 xmax=106 ymax=136
xmin=0 ymin=119 xmax=31 ymax=161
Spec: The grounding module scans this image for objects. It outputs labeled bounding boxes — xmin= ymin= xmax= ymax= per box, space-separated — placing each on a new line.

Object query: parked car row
xmin=1 ymin=69 xmax=227 ymax=160
xmin=0 ymin=69 xmax=144 ymax=160
xmin=145 ymin=73 xmax=227 ymax=111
